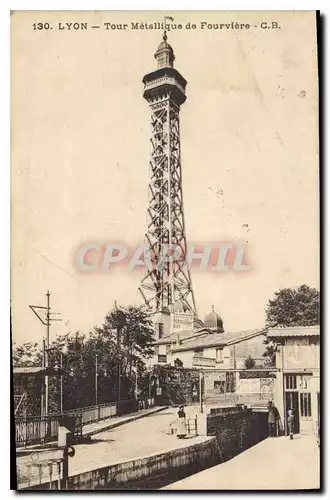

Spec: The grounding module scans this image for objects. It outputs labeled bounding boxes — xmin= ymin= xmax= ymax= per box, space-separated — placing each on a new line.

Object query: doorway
xmin=285 ymin=392 xmax=300 ymax=434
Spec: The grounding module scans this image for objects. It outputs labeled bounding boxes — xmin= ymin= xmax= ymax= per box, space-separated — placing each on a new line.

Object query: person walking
xmin=177 ymin=405 xmax=187 ymax=439
xmin=287 ymin=408 xmax=294 ymax=440
xmin=268 ymin=401 xmax=279 ymax=437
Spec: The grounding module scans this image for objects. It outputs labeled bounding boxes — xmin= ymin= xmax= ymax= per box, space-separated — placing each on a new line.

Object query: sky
xmin=11 ymin=11 xmax=319 ymax=345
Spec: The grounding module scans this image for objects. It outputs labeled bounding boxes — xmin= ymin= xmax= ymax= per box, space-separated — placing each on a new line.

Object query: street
xmin=162 ymin=434 xmax=320 ymax=490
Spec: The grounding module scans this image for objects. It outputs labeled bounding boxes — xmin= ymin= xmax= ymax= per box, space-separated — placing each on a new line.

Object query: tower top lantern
xmin=142 ymin=32 xmax=187 ymax=107
xmin=154 ymin=31 xmax=175 ymax=69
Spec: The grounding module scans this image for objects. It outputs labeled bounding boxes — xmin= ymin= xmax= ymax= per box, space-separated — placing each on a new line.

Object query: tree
xmin=263 ymin=285 xmax=320 ymax=367
xmin=244 ymin=355 xmax=256 ymax=369
xmin=102 ymin=305 xmax=155 ymax=379
xmin=13 ymin=304 xmax=155 ymax=414
xmin=174 ymin=358 xmax=183 ymax=368
xmin=13 ymin=342 xmax=42 ymax=367
xmin=262 ymin=338 xmax=277 ymax=367
xmin=265 ymin=285 xmax=320 ymax=327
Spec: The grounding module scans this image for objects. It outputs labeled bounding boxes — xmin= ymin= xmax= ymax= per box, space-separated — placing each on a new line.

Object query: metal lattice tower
xmin=138 ymin=32 xmax=197 ymax=316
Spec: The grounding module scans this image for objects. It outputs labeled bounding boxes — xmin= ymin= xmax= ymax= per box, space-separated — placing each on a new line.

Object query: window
xmin=158 ymin=354 xmax=167 ymax=363
xmin=158 ymin=323 xmax=164 ymax=339
xmin=299 ymin=375 xmax=309 ymax=390
xmin=216 ymin=348 xmax=224 ymax=363
xmin=285 ymin=375 xmax=297 ymax=390
xmin=194 ymin=348 xmax=204 ymax=357
xmin=300 ymin=392 xmax=312 ymax=417
xmin=214 ymin=381 xmax=225 ymax=393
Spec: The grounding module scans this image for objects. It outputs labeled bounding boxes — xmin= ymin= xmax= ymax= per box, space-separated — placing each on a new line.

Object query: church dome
xmin=204 ymin=305 xmax=224 ymax=333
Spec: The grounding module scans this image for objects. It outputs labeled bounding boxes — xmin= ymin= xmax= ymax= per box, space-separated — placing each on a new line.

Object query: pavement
xmin=16 ymin=405 xmax=167 ymax=454
xmin=16 ymin=405 xmax=209 ymax=488
xmin=162 ymin=434 xmax=320 ymax=491
xmin=81 ymin=405 xmax=168 ymax=437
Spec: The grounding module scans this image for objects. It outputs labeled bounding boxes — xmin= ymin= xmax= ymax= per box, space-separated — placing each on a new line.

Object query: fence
xmin=15 ymin=399 xmax=139 ymax=448
xmin=55 ymin=399 xmax=138 ymax=425
xmin=57 ymin=402 xmax=117 ymax=426
xmin=16 ymin=416 xmax=62 ymax=447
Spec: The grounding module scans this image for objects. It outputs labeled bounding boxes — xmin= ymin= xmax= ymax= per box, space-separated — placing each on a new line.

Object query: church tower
xmin=138 ymin=32 xmax=197 ymax=331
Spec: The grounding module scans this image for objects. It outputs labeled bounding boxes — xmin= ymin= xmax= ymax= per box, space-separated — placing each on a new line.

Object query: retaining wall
xmin=22 ymin=438 xmax=218 ymax=490
xmin=207 ymin=406 xmax=268 ymax=461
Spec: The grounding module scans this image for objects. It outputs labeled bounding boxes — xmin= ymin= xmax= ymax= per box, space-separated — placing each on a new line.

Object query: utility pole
xmin=135 ymin=362 xmax=138 ymax=401
xmin=60 ymin=352 xmax=63 ymax=413
xmin=114 ymin=301 xmax=121 ymax=404
xmin=41 ymin=339 xmax=45 ymax=416
xmin=95 ymin=354 xmax=98 ymax=406
xmin=117 ymin=328 xmax=121 ymax=403
xmin=29 ymin=290 xmax=62 ymax=417
xmin=199 ymin=370 xmax=204 ymax=414
xmin=45 ymin=290 xmax=50 ymax=417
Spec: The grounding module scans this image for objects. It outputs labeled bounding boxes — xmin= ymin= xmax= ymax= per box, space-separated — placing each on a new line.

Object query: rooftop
xmin=267 ymin=325 xmax=320 ymax=338
xmin=153 ymin=327 xmax=210 ymax=346
xmin=13 ymin=366 xmax=44 ymax=375
xmin=13 ymin=366 xmax=64 ymax=376
xmin=171 ymin=328 xmax=267 ymax=352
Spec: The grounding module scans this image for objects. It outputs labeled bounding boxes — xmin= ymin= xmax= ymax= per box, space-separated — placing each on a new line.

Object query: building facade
xmin=268 ymin=326 xmax=320 ymax=436
xmin=149 ymin=305 xmax=268 ymax=373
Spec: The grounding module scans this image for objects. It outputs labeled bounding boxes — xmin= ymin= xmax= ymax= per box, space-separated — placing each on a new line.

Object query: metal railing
xmin=57 ymin=402 xmax=117 ymax=426
xmin=15 ymin=416 xmax=61 ymax=447
xmin=54 ymin=399 xmax=138 ymax=425
xmin=15 ymin=399 xmax=139 ymax=447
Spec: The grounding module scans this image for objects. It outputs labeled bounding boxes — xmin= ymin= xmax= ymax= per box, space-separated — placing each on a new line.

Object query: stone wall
xmin=206 ymin=406 xmax=268 ymax=462
xmin=22 ymin=438 xmax=218 ymax=490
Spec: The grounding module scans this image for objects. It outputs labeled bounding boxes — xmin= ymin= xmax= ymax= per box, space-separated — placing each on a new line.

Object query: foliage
xmin=265 ymin=285 xmax=320 ymax=327
xmin=244 ymin=355 xmax=256 ymax=369
xmin=262 ymin=338 xmax=277 ymax=367
xmin=13 ymin=304 xmax=155 ymax=414
xmin=263 ymin=285 xmax=320 ymax=367
xmin=147 ymin=364 xmax=199 ymax=405
xmin=102 ymin=305 xmax=154 ymax=379
xmin=13 ymin=342 xmax=42 ymax=367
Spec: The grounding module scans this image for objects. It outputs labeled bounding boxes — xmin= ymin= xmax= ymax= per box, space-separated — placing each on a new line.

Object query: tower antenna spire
xmin=163 ymin=15 xmax=174 ymax=43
